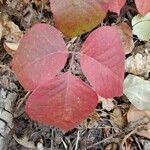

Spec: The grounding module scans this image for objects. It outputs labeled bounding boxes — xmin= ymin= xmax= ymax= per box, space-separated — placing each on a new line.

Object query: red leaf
xmin=12 ymin=23 xmax=68 ymax=91
xmin=25 ymin=72 xmax=98 ymax=131
xmin=80 ymin=26 xmax=125 ymax=98
xmin=107 ymin=0 xmax=126 ymax=14
xmin=135 ymin=0 xmax=150 ymax=16
xmin=50 ymin=0 xmax=107 ymax=37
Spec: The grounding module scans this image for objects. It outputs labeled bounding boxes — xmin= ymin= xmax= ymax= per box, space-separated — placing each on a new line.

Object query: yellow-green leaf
xmin=50 ymin=0 xmax=107 ymax=37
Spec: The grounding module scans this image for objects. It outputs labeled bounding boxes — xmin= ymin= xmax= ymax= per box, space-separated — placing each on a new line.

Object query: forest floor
xmin=0 ymin=0 xmax=150 ymax=149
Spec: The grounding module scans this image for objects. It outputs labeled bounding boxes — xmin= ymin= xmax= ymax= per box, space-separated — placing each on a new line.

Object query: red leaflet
xmin=80 ymin=26 xmax=125 ymax=98
xmin=12 ymin=23 xmax=68 ymax=91
xmin=107 ymin=0 xmax=126 ymax=14
xmin=25 ymin=72 xmax=98 ymax=131
xmin=135 ymin=0 xmax=150 ymax=16
xmin=50 ymin=0 xmax=107 ymax=37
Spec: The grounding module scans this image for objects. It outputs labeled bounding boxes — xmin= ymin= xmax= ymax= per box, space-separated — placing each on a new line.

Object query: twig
xmin=84 ymin=132 xmax=120 ymax=150
xmin=61 ymin=137 xmax=68 ymax=150
xmin=15 ymin=91 xmax=31 ymax=112
xmin=39 ymin=0 xmax=44 ymax=20
xmin=75 ymin=130 xmax=80 ymax=150
xmin=50 ymin=129 xmax=54 ymax=150
xmin=133 ymin=136 xmax=142 ymax=150
xmin=82 ymin=116 xmax=149 ymax=150
xmin=121 ymin=126 xmax=138 ymax=149
xmin=0 ymin=133 xmax=5 ymax=139
xmin=66 ymin=37 xmax=78 ymax=49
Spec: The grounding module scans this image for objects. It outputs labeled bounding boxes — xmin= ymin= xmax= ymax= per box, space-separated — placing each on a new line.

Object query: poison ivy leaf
xmin=107 ymin=0 xmax=126 ymax=14
xmin=12 ymin=23 xmax=68 ymax=91
xmin=132 ymin=13 xmax=150 ymax=41
xmin=135 ymin=0 xmax=150 ymax=16
xmin=50 ymin=0 xmax=107 ymax=37
xmin=25 ymin=72 xmax=98 ymax=131
xmin=124 ymin=74 xmax=150 ymax=110
xmin=80 ymin=26 xmax=125 ymax=98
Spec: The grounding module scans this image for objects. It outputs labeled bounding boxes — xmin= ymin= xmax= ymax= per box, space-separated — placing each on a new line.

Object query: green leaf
xmin=124 ymin=74 xmax=150 ymax=110
xmin=50 ymin=0 xmax=107 ymax=37
xmin=132 ymin=13 xmax=150 ymax=41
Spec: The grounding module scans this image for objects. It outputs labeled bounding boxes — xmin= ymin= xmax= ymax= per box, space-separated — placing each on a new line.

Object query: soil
xmin=0 ymin=0 xmax=150 ymax=150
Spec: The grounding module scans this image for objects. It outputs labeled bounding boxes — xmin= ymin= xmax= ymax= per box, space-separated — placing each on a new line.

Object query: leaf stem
xmin=68 ymin=51 xmax=76 ymax=72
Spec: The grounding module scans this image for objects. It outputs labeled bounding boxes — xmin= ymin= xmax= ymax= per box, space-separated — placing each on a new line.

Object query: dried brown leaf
xmin=127 ymin=105 xmax=146 ymax=122
xmin=125 ymin=52 xmax=150 ymax=78
xmin=0 ymin=14 xmax=22 ymax=55
xmin=114 ymin=22 xmax=134 ymax=54
xmin=105 ymin=143 xmax=118 ymax=150
xmin=13 ymin=135 xmax=35 ymax=149
xmin=3 ymin=42 xmax=19 ymax=56
xmin=136 ymin=124 xmax=150 ymax=139
xmin=0 ymin=0 xmax=3 ymax=4
xmin=81 ymin=111 xmax=100 ymax=129
xmin=127 ymin=105 xmax=150 ymax=139
xmin=110 ymin=107 xmax=127 ymax=128
xmin=100 ymin=97 xmax=115 ymax=111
